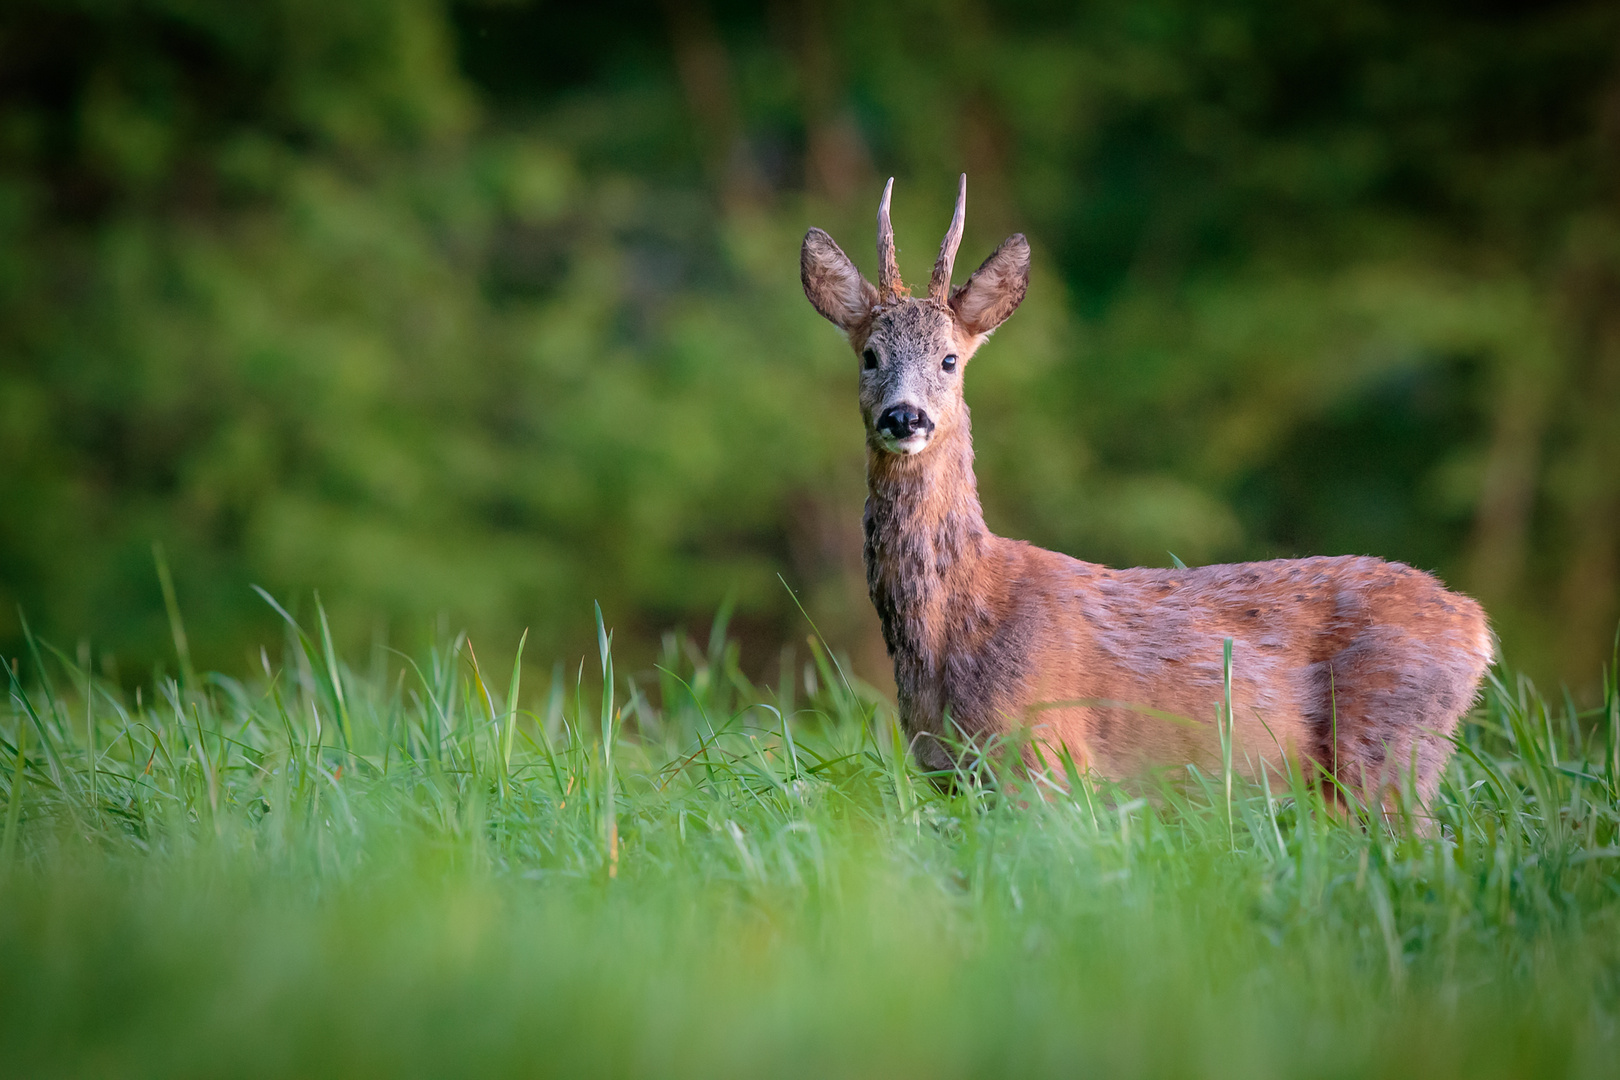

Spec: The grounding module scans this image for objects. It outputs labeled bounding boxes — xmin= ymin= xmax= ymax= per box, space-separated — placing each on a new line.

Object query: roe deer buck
xmin=800 ymin=175 xmax=1494 ymax=815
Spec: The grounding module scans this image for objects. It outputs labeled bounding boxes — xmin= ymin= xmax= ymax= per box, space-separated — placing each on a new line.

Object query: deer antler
xmin=877 ymin=177 xmax=903 ymax=302
xmin=929 ymin=174 xmax=966 ymax=303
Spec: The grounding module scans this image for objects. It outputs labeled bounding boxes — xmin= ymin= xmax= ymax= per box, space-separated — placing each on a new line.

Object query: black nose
xmin=877 ymin=405 xmax=933 ymax=440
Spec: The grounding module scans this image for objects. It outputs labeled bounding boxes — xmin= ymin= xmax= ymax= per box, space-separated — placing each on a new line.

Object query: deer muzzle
xmin=875 ymin=404 xmax=935 ymax=454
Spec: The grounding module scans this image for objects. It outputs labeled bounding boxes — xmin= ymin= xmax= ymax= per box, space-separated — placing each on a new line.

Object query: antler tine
xmin=876 ymin=177 xmax=902 ymax=302
xmin=929 ymin=173 xmax=966 ymax=302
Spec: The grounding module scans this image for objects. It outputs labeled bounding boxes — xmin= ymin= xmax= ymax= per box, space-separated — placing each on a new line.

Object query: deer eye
xmin=942 ymin=354 xmax=958 ymax=373
xmin=862 ymin=348 xmax=878 ymax=371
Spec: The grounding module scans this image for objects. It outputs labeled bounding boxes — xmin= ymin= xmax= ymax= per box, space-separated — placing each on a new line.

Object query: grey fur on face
xmin=798 ymin=175 xmax=1030 ymax=458
xmin=860 ymin=302 xmax=963 ymax=456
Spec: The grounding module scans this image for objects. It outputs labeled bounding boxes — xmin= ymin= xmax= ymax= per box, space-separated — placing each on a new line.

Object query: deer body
xmin=804 ymin=177 xmax=1492 ymax=807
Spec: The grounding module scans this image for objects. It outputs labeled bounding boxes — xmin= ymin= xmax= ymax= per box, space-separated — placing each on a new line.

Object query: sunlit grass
xmin=3 ymin=599 xmax=1620 ymax=1078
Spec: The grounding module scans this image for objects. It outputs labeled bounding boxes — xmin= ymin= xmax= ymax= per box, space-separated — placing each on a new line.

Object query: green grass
xmin=3 ymin=601 xmax=1620 ymax=1079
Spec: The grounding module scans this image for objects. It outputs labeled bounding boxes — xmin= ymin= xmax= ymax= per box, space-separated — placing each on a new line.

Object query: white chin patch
xmin=879 ymin=433 xmax=931 ymax=456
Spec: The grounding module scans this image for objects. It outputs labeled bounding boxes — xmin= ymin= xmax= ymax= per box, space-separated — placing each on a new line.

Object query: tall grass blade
xmin=6 ymin=642 xmax=63 ymax=789
xmin=596 ymin=602 xmax=617 ymax=878
xmin=1222 ymin=636 xmax=1234 ymax=851
xmin=1 ymin=718 xmax=26 ymax=868
xmin=315 ymin=595 xmax=355 ymax=762
xmin=503 ymin=629 xmax=529 ymax=781
xmin=152 ymin=543 xmax=196 ymax=693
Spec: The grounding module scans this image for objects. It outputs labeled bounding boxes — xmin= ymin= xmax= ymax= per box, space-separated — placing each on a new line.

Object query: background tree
xmin=1 ymin=0 xmax=1616 ymax=693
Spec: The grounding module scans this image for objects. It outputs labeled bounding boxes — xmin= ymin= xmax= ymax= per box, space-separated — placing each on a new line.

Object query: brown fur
xmin=802 ymin=179 xmax=1493 ymax=812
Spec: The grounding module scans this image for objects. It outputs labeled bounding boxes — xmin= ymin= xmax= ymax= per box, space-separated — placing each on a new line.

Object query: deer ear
xmin=950 ymin=234 xmax=1030 ymax=336
xmin=802 ymin=228 xmax=877 ymax=331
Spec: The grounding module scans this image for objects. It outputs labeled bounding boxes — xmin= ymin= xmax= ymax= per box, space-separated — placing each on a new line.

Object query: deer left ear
xmin=802 ymin=228 xmax=878 ymax=332
xmin=950 ymin=234 xmax=1030 ymax=336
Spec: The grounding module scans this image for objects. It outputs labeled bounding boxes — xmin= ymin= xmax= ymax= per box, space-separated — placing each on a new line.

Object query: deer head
xmin=801 ymin=175 xmax=1031 ymax=456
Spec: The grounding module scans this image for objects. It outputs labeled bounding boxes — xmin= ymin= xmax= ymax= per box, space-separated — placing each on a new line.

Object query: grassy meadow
xmin=4 ymin=594 xmax=1620 ymax=1079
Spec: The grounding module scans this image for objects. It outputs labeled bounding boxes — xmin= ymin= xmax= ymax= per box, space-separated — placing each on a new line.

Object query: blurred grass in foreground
xmin=3 ymin=600 xmax=1620 ymax=1079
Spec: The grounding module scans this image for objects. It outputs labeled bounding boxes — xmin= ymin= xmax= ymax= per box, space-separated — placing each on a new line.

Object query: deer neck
xmin=863 ymin=411 xmax=993 ymax=675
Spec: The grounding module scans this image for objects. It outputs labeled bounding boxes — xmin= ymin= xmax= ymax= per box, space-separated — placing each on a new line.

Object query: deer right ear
xmin=950 ymin=234 xmax=1030 ymax=337
xmin=801 ymin=228 xmax=878 ymax=332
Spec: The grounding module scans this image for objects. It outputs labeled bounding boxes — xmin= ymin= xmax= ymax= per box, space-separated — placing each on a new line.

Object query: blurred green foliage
xmin=1 ymin=0 xmax=1617 ymax=688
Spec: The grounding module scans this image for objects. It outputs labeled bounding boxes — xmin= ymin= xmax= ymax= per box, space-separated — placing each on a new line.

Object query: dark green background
xmin=2 ymin=0 xmax=1616 ymax=692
